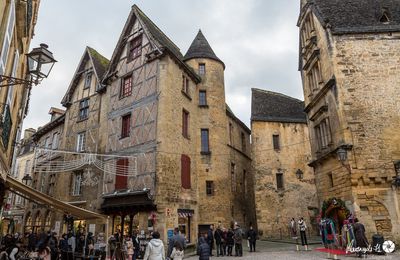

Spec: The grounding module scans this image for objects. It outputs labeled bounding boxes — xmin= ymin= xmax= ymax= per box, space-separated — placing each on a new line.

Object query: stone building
xmin=251 ymin=88 xmax=317 ymax=239
xmin=56 ymin=46 xmax=110 ymax=233
xmin=0 ymin=0 xmax=41 ymax=211
xmin=100 ymin=5 xmax=255 ymax=243
xmin=2 ymin=128 xmax=36 ymax=233
xmin=298 ymin=0 xmax=400 ymax=241
xmin=23 ymin=108 xmax=65 ymax=233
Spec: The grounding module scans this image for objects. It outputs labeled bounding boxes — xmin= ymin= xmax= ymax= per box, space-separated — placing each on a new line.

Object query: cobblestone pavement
xmin=184 ymin=240 xmax=400 ymax=260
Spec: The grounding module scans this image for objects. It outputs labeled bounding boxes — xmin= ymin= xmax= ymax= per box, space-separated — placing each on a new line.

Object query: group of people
xmin=197 ymin=223 xmax=257 ymax=259
xmin=0 ymin=230 xmax=109 ymax=260
xmin=108 ymin=230 xmax=141 ymax=260
xmin=289 ymin=217 xmax=309 ymax=250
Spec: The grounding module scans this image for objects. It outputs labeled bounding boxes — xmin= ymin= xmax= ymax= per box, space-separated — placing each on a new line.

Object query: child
xmin=170 ymin=241 xmax=184 ymax=260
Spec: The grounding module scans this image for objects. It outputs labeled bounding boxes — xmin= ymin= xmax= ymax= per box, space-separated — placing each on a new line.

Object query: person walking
xmin=48 ymin=232 xmax=58 ymax=260
xmin=353 ymin=218 xmax=369 ymax=257
xmin=206 ymin=225 xmax=214 ymax=256
xmin=59 ymin=234 xmax=69 ymax=260
xmin=170 ymin=241 xmax=184 ymax=260
xmin=131 ymin=231 xmax=140 ymax=260
xmin=226 ymin=228 xmax=234 ymax=256
xmin=222 ymin=227 xmax=228 ymax=256
xmin=167 ymin=228 xmax=186 ymax=258
xmin=246 ymin=225 xmax=257 ymax=252
xmin=108 ymin=234 xmax=117 ymax=260
xmin=214 ymin=225 xmax=224 ymax=256
xmin=197 ymin=236 xmax=210 ymax=260
xmin=143 ymin=231 xmax=165 ymax=260
xmin=298 ymin=217 xmax=308 ymax=250
xmin=233 ymin=223 xmax=243 ymax=257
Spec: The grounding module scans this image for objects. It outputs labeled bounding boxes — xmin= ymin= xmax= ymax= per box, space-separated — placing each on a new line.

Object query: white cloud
xmin=23 ymin=0 xmax=303 ymax=134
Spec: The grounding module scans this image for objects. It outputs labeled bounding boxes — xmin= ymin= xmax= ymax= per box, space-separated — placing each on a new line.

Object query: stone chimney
xmin=48 ymin=107 xmax=65 ymax=122
xmin=23 ymin=128 xmax=36 ymax=140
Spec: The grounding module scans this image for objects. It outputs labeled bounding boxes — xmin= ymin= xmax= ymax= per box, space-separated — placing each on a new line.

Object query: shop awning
xmin=178 ymin=209 xmax=194 ymax=218
xmin=101 ymin=190 xmax=156 ymax=214
xmin=5 ymin=177 xmax=107 ymax=220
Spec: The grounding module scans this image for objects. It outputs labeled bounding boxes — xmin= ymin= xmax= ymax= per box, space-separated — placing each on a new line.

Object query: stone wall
xmin=252 ymin=121 xmax=318 ymax=238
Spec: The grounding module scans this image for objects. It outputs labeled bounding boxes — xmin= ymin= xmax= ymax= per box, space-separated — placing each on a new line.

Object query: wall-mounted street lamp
xmin=0 ymin=44 xmax=56 ymax=88
xmin=295 ymin=169 xmax=304 ymax=180
xmin=22 ymin=174 xmax=32 ymax=186
xmin=392 ymin=160 xmax=400 ymax=188
xmin=336 ymin=145 xmax=352 ymax=173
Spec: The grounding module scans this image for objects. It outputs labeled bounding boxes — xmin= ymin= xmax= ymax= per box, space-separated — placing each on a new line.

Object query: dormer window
xmin=84 ymin=72 xmax=92 ymax=89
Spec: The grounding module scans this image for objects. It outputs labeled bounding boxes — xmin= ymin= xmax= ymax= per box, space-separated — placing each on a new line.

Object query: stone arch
xmin=24 ymin=212 xmax=33 ymax=233
xmin=44 ymin=211 xmax=52 ymax=231
xmin=358 ymin=195 xmax=392 ymax=238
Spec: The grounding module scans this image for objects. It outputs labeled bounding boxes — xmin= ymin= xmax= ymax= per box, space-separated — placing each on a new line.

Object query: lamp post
xmin=0 ymin=43 xmax=56 ymax=88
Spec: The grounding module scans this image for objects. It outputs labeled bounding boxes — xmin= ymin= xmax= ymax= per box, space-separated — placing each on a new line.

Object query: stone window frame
xmin=71 ymin=171 xmax=83 ymax=196
xmin=241 ymin=132 xmax=246 ymax=152
xmin=272 ymin=134 xmax=280 ymax=151
xmin=182 ymin=109 xmax=190 ymax=139
xmin=200 ymin=128 xmax=210 ymax=154
xmin=182 ymin=74 xmax=191 ymax=98
xmin=199 ymin=90 xmax=207 ymax=107
xmin=306 ymin=59 xmax=323 ymax=94
xmin=76 ymin=131 xmax=86 ymax=152
xmin=181 ymin=154 xmax=191 ymax=189
xmin=206 ymin=180 xmax=214 ymax=196
xmin=314 ymin=117 xmax=332 ymax=152
xmin=328 ymin=172 xmax=334 ymax=188
xmin=198 ymin=63 xmax=206 ymax=75
xmin=231 ymin=162 xmax=236 ymax=192
xmin=300 ymin=12 xmax=316 ymax=50
xmin=276 ymin=172 xmax=284 ymax=190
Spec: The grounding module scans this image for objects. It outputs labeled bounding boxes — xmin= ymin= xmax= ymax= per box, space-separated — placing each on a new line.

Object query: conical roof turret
xmin=184 ymin=30 xmax=225 ymax=68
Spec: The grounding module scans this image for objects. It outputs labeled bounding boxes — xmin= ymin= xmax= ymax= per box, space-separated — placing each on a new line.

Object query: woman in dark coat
xmin=226 ymin=228 xmax=234 ymax=256
xmin=197 ymin=237 xmax=210 ymax=260
xmin=354 ymin=218 xmax=368 ymax=247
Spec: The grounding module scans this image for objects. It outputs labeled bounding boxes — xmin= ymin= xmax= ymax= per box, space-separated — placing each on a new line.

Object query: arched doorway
xmin=24 ymin=212 xmax=33 ymax=233
xmin=44 ymin=211 xmax=52 ymax=231
xmin=34 ymin=211 xmax=43 ymax=232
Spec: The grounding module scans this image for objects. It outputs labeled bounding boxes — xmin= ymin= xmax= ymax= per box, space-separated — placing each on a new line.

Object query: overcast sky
xmin=24 ymin=0 xmax=303 ymax=134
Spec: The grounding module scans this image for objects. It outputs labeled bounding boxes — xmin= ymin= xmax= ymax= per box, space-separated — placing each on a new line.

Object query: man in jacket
xmin=214 ymin=225 xmax=224 ymax=256
xmin=167 ymin=228 xmax=186 ymax=258
xmin=246 ymin=226 xmax=257 ymax=252
xmin=234 ymin=223 xmax=243 ymax=257
xmin=206 ymin=225 xmax=214 ymax=256
xmin=197 ymin=236 xmax=210 ymax=260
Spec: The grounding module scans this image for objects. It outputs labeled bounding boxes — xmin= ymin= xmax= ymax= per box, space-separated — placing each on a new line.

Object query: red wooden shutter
xmin=181 ymin=155 xmax=191 ymax=189
xmin=115 ymin=158 xmax=128 ymax=190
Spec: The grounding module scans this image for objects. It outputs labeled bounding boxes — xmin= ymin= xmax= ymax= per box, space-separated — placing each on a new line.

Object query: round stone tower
xmin=184 ymin=30 xmax=233 ymax=226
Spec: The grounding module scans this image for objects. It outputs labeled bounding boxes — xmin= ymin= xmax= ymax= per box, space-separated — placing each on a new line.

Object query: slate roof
xmin=251 ymin=88 xmax=307 ymax=124
xmin=184 ymin=30 xmax=225 ymax=68
xmin=87 ymin=47 xmax=109 ymax=80
xmin=61 ymin=47 xmax=109 ymax=106
xmin=306 ymin=0 xmax=400 ymax=34
xmin=103 ymin=5 xmax=201 ymax=84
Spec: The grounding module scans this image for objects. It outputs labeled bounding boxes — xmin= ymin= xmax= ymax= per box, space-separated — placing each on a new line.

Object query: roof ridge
xmin=251 ymin=88 xmax=304 ymax=103
xmin=132 ymin=5 xmax=182 ymax=54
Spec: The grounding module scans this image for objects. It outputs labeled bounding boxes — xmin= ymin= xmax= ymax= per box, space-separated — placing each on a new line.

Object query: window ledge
xmin=182 ymin=135 xmax=191 ymax=140
xmin=200 ymin=151 xmax=211 ymax=156
xmin=198 ymin=105 xmax=209 ymax=108
xmin=120 ymin=135 xmax=130 ymax=140
xmin=181 ymin=90 xmax=192 ymax=101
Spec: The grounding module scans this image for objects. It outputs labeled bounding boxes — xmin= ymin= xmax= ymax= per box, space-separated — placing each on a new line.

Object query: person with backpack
xmin=197 ymin=236 xmax=210 ymax=260
xmin=226 ymin=228 xmax=234 ymax=256
xmin=214 ymin=225 xmax=224 ymax=256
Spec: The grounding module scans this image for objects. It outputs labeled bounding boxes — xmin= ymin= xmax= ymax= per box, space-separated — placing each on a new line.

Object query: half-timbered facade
xmin=100 ymin=5 xmax=255 ymax=242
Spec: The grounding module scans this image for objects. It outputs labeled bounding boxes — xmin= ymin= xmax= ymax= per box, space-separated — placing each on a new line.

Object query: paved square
xmin=184 ymin=241 xmax=399 ymax=259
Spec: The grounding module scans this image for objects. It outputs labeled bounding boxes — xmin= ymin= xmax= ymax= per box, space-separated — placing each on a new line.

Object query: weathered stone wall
xmin=252 ymin=121 xmax=317 ymax=238
xmin=332 ymin=33 xmax=400 ymax=242
xmin=300 ymin=3 xmax=400 ymax=243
